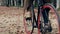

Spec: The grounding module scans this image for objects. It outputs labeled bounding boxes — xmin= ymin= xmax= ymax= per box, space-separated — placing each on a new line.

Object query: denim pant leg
xmin=42 ymin=8 xmax=50 ymax=24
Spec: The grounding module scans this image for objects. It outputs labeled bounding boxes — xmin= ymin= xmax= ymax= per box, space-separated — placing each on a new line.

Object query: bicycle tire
xmin=38 ymin=3 xmax=60 ymax=34
xmin=23 ymin=4 xmax=34 ymax=34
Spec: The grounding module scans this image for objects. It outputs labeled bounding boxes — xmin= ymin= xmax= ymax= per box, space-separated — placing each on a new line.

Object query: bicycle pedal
xmin=26 ymin=17 xmax=32 ymax=21
xmin=33 ymin=26 xmax=38 ymax=28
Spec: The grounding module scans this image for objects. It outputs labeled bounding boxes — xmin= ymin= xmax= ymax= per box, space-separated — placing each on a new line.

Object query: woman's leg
xmin=42 ymin=8 xmax=52 ymax=32
xmin=42 ymin=8 xmax=50 ymax=24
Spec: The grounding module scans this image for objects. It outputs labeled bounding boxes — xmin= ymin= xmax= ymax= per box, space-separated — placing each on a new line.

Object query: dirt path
xmin=0 ymin=6 xmax=59 ymax=34
xmin=0 ymin=6 xmax=26 ymax=34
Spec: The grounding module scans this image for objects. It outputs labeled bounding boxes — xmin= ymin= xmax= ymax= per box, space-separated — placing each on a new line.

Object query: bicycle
xmin=23 ymin=0 xmax=60 ymax=34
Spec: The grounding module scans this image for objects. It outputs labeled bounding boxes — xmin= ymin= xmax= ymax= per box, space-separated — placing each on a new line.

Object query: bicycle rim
xmin=39 ymin=4 xmax=60 ymax=34
xmin=23 ymin=11 xmax=33 ymax=34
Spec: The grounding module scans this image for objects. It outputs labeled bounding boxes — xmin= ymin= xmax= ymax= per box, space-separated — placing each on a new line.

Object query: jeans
xmin=42 ymin=8 xmax=50 ymax=24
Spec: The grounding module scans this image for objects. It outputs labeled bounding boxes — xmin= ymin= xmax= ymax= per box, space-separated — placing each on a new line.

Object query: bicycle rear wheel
xmin=38 ymin=4 xmax=60 ymax=34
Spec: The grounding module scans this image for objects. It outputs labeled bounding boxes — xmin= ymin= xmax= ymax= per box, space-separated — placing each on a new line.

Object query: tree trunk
xmin=21 ymin=0 xmax=23 ymax=7
xmin=56 ymin=0 xmax=59 ymax=9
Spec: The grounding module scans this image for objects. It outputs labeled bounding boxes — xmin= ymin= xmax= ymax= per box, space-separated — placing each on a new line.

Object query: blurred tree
xmin=16 ymin=0 xmax=21 ymax=7
xmin=7 ymin=0 xmax=11 ymax=7
xmin=21 ymin=0 xmax=24 ymax=7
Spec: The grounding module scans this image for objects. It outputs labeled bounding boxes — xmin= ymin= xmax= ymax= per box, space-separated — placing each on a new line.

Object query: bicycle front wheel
xmin=39 ymin=4 xmax=60 ymax=34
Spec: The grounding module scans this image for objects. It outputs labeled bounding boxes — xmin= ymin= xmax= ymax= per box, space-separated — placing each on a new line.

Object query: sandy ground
xmin=0 ymin=6 xmax=59 ymax=34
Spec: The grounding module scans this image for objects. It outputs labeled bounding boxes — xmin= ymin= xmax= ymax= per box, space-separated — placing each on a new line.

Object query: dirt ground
xmin=0 ymin=6 xmax=60 ymax=34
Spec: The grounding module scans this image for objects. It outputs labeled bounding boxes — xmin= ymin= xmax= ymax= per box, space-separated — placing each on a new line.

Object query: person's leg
xmin=42 ymin=8 xmax=50 ymax=24
xmin=42 ymin=8 xmax=52 ymax=32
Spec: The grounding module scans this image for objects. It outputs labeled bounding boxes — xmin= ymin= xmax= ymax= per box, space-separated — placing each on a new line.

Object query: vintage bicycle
xmin=23 ymin=0 xmax=60 ymax=34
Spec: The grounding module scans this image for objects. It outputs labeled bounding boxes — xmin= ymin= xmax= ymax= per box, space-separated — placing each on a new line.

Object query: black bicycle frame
xmin=31 ymin=0 xmax=50 ymax=34
xmin=31 ymin=0 xmax=44 ymax=34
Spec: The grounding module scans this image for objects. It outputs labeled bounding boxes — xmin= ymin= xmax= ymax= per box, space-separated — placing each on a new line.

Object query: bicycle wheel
xmin=23 ymin=11 xmax=33 ymax=34
xmin=38 ymin=3 xmax=60 ymax=34
xmin=24 ymin=3 xmax=39 ymax=34
xmin=23 ymin=4 xmax=35 ymax=34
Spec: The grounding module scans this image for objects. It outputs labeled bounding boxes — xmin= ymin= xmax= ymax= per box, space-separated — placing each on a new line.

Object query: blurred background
xmin=0 ymin=0 xmax=60 ymax=9
xmin=0 ymin=0 xmax=59 ymax=34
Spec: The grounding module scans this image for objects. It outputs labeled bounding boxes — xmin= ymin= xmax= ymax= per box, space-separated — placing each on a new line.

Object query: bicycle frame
xmin=31 ymin=0 xmax=45 ymax=34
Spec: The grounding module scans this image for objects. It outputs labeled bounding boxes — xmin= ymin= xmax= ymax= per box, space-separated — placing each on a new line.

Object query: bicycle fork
xmin=31 ymin=3 xmax=42 ymax=34
xmin=31 ymin=0 xmax=43 ymax=34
